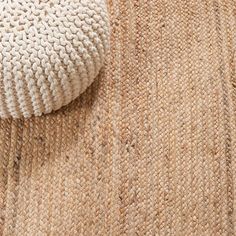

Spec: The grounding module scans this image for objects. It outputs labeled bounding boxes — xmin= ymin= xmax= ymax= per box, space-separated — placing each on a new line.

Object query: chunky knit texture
xmin=0 ymin=0 xmax=109 ymax=118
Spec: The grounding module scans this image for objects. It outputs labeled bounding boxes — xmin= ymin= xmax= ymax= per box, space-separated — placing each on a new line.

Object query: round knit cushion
xmin=0 ymin=0 xmax=109 ymax=118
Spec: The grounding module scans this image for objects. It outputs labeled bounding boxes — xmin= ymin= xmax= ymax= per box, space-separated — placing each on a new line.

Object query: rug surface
xmin=0 ymin=0 xmax=236 ymax=235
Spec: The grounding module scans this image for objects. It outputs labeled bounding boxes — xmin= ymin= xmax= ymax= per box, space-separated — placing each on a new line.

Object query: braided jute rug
xmin=0 ymin=0 xmax=236 ymax=235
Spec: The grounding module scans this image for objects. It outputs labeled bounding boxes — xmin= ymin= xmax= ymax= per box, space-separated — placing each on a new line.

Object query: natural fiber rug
xmin=1 ymin=0 xmax=236 ymax=235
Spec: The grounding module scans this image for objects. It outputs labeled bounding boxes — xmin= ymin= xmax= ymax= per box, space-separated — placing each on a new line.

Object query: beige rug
xmin=1 ymin=0 xmax=236 ymax=235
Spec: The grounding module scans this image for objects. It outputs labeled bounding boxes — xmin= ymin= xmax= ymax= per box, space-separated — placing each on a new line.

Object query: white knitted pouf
xmin=0 ymin=0 xmax=109 ymax=118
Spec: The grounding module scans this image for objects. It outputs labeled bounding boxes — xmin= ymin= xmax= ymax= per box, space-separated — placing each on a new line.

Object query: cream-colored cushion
xmin=0 ymin=0 xmax=109 ymax=118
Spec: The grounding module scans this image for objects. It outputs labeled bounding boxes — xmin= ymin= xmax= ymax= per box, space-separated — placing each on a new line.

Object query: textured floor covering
xmin=0 ymin=0 xmax=236 ymax=235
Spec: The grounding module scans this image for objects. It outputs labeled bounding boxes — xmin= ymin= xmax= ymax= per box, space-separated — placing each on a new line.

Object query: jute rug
xmin=1 ymin=0 xmax=236 ymax=235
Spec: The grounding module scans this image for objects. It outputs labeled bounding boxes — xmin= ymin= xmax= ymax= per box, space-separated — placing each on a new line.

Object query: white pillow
xmin=0 ymin=0 xmax=110 ymax=118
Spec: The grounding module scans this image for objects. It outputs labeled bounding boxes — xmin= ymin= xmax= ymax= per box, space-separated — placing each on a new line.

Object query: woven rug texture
xmin=0 ymin=0 xmax=236 ymax=235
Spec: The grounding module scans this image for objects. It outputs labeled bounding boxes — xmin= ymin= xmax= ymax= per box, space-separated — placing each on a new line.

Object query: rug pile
xmin=0 ymin=0 xmax=236 ymax=235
